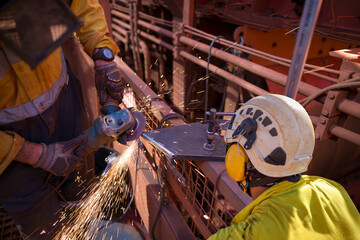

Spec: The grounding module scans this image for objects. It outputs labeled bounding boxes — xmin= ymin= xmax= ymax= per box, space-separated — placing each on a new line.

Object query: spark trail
xmin=55 ymin=141 xmax=139 ymax=240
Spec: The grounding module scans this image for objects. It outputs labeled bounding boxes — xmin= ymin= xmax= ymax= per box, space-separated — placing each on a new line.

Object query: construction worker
xmin=209 ymin=94 xmax=360 ymax=240
xmin=0 ymin=0 xmax=123 ymax=239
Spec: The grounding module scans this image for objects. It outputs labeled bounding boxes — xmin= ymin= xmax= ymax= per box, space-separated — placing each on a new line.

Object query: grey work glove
xmin=95 ymin=62 xmax=125 ymax=106
xmin=34 ymin=135 xmax=87 ymax=176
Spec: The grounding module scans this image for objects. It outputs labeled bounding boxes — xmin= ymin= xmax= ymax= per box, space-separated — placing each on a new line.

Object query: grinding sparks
xmin=54 ymin=141 xmax=139 ymax=240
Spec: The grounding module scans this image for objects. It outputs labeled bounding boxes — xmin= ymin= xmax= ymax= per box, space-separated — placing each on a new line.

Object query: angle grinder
xmin=75 ymin=104 xmax=146 ymax=156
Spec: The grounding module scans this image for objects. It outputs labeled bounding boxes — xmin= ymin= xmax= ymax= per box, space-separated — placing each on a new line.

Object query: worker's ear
xmin=225 ymin=144 xmax=249 ymax=182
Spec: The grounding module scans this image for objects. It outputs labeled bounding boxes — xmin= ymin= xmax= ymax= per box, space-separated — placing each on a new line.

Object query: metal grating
xmin=165 ymin=158 xmax=237 ymax=238
xmin=0 ymin=206 xmax=20 ymax=240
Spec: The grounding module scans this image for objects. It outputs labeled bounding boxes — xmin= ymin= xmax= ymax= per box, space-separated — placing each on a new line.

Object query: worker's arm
xmin=0 ymin=130 xmax=87 ymax=176
xmin=70 ymin=0 xmax=120 ymax=57
xmin=0 ymin=131 xmax=25 ymax=175
xmin=71 ymin=0 xmax=124 ymax=109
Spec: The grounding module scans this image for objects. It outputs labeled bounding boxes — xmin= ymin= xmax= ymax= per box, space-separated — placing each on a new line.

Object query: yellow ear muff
xmin=225 ymin=143 xmax=249 ymax=182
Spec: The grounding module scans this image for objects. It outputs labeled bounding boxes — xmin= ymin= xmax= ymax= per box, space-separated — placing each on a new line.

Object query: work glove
xmin=94 ymin=62 xmax=125 ymax=106
xmin=33 ymin=135 xmax=87 ymax=176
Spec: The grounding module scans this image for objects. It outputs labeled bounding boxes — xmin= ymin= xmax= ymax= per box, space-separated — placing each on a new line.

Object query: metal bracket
xmin=173 ymin=24 xmax=185 ymax=60
xmin=315 ymin=115 xmax=340 ymax=140
xmin=203 ymin=108 xmax=217 ymax=151
xmin=321 ymin=90 xmax=348 ymax=118
xmin=232 ymin=118 xmax=257 ymax=150
xmin=315 ymin=90 xmax=348 ymax=140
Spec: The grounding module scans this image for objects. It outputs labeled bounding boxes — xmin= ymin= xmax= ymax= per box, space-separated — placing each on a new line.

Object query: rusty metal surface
xmin=141 ymin=121 xmax=226 ymax=162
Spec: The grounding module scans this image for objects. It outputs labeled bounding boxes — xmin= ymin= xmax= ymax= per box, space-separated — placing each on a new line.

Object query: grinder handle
xmin=100 ymin=104 xmax=121 ymax=115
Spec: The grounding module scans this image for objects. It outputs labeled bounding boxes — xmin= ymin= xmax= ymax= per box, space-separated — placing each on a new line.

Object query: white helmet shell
xmin=224 ymin=94 xmax=315 ymax=177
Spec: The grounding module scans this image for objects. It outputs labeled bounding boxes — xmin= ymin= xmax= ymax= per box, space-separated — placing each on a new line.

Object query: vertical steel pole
xmin=284 ymin=0 xmax=323 ymax=98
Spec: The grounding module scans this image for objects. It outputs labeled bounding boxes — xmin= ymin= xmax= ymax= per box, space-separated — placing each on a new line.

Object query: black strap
xmin=248 ymin=174 xmax=300 ymax=188
xmin=159 ymin=112 xmax=187 ymax=127
xmin=247 ymin=162 xmax=300 ymax=188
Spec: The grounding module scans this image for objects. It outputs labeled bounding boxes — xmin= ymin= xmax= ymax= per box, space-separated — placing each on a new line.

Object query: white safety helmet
xmin=224 ymin=94 xmax=315 ymax=178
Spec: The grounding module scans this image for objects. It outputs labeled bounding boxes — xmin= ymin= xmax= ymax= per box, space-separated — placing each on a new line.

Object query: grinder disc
xmin=127 ymin=111 xmax=146 ymax=141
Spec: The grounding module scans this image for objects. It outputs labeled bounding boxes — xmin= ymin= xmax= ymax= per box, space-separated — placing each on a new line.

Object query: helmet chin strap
xmin=245 ymin=162 xmax=300 ymax=188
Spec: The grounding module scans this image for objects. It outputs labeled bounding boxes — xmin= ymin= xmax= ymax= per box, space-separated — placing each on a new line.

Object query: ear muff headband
xmin=225 ymin=143 xmax=249 ymax=182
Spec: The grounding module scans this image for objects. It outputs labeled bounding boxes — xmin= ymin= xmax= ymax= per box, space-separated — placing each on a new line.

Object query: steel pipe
xmin=112 ymin=9 xmax=175 ymax=39
xmin=139 ymin=40 xmax=151 ymax=83
xmin=111 ymin=23 xmax=127 ymax=36
xmin=139 ymin=31 xmax=174 ymax=51
xmin=138 ymin=19 xmax=174 ymax=39
xmin=179 ymin=36 xmax=321 ymax=97
xmin=180 ymin=51 xmax=269 ymax=96
xmin=285 ymin=0 xmax=323 ymax=98
xmin=129 ymin=2 xmax=143 ymax=79
xmin=329 ymin=124 xmax=360 ymax=146
xmin=206 ymin=111 xmax=235 ymax=116
xmin=113 ymin=18 xmax=131 ymax=30
xmin=112 ymin=31 xmax=126 ymax=44
xmin=151 ymin=51 xmax=166 ymax=90
xmin=188 ymin=27 xmax=338 ymax=82
xmin=337 ymin=99 xmax=360 ymax=120
xmin=111 ymin=9 xmax=130 ymax=22
xmin=185 ymin=25 xmax=341 ymax=76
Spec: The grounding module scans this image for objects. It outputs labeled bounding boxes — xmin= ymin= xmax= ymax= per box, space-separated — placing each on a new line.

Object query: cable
xmin=299 ymin=76 xmax=360 ymax=107
xmin=184 ymin=25 xmax=340 ymax=76
xmin=159 ymin=112 xmax=187 ymax=127
xmin=204 ymin=35 xmax=223 ymax=120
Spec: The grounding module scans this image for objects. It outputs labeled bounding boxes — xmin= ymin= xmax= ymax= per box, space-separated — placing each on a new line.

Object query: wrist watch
xmin=92 ymin=47 xmax=115 ymax=61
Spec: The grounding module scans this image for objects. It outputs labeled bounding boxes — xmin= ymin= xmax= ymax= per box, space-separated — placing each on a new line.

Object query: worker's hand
xmin=33 ymin=135 xmax=87 ymax=176
xmin=94 ymin=62 xmax=125 ymax=106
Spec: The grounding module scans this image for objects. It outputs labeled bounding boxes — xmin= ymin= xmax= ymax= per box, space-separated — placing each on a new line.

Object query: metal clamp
xmin=203 ymin=108 xmax=217 ymax=151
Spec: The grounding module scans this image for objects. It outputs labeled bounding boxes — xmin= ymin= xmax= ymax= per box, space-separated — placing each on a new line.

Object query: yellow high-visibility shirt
xmin=208 ymin=175 xmax=360 ymax=240
xmin=0 ymin=0 xmax=120 ymax=174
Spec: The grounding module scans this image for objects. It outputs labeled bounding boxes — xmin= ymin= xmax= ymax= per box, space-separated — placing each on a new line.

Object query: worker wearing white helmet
xmin=209 ymin=94 xmax=360 ymax=240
